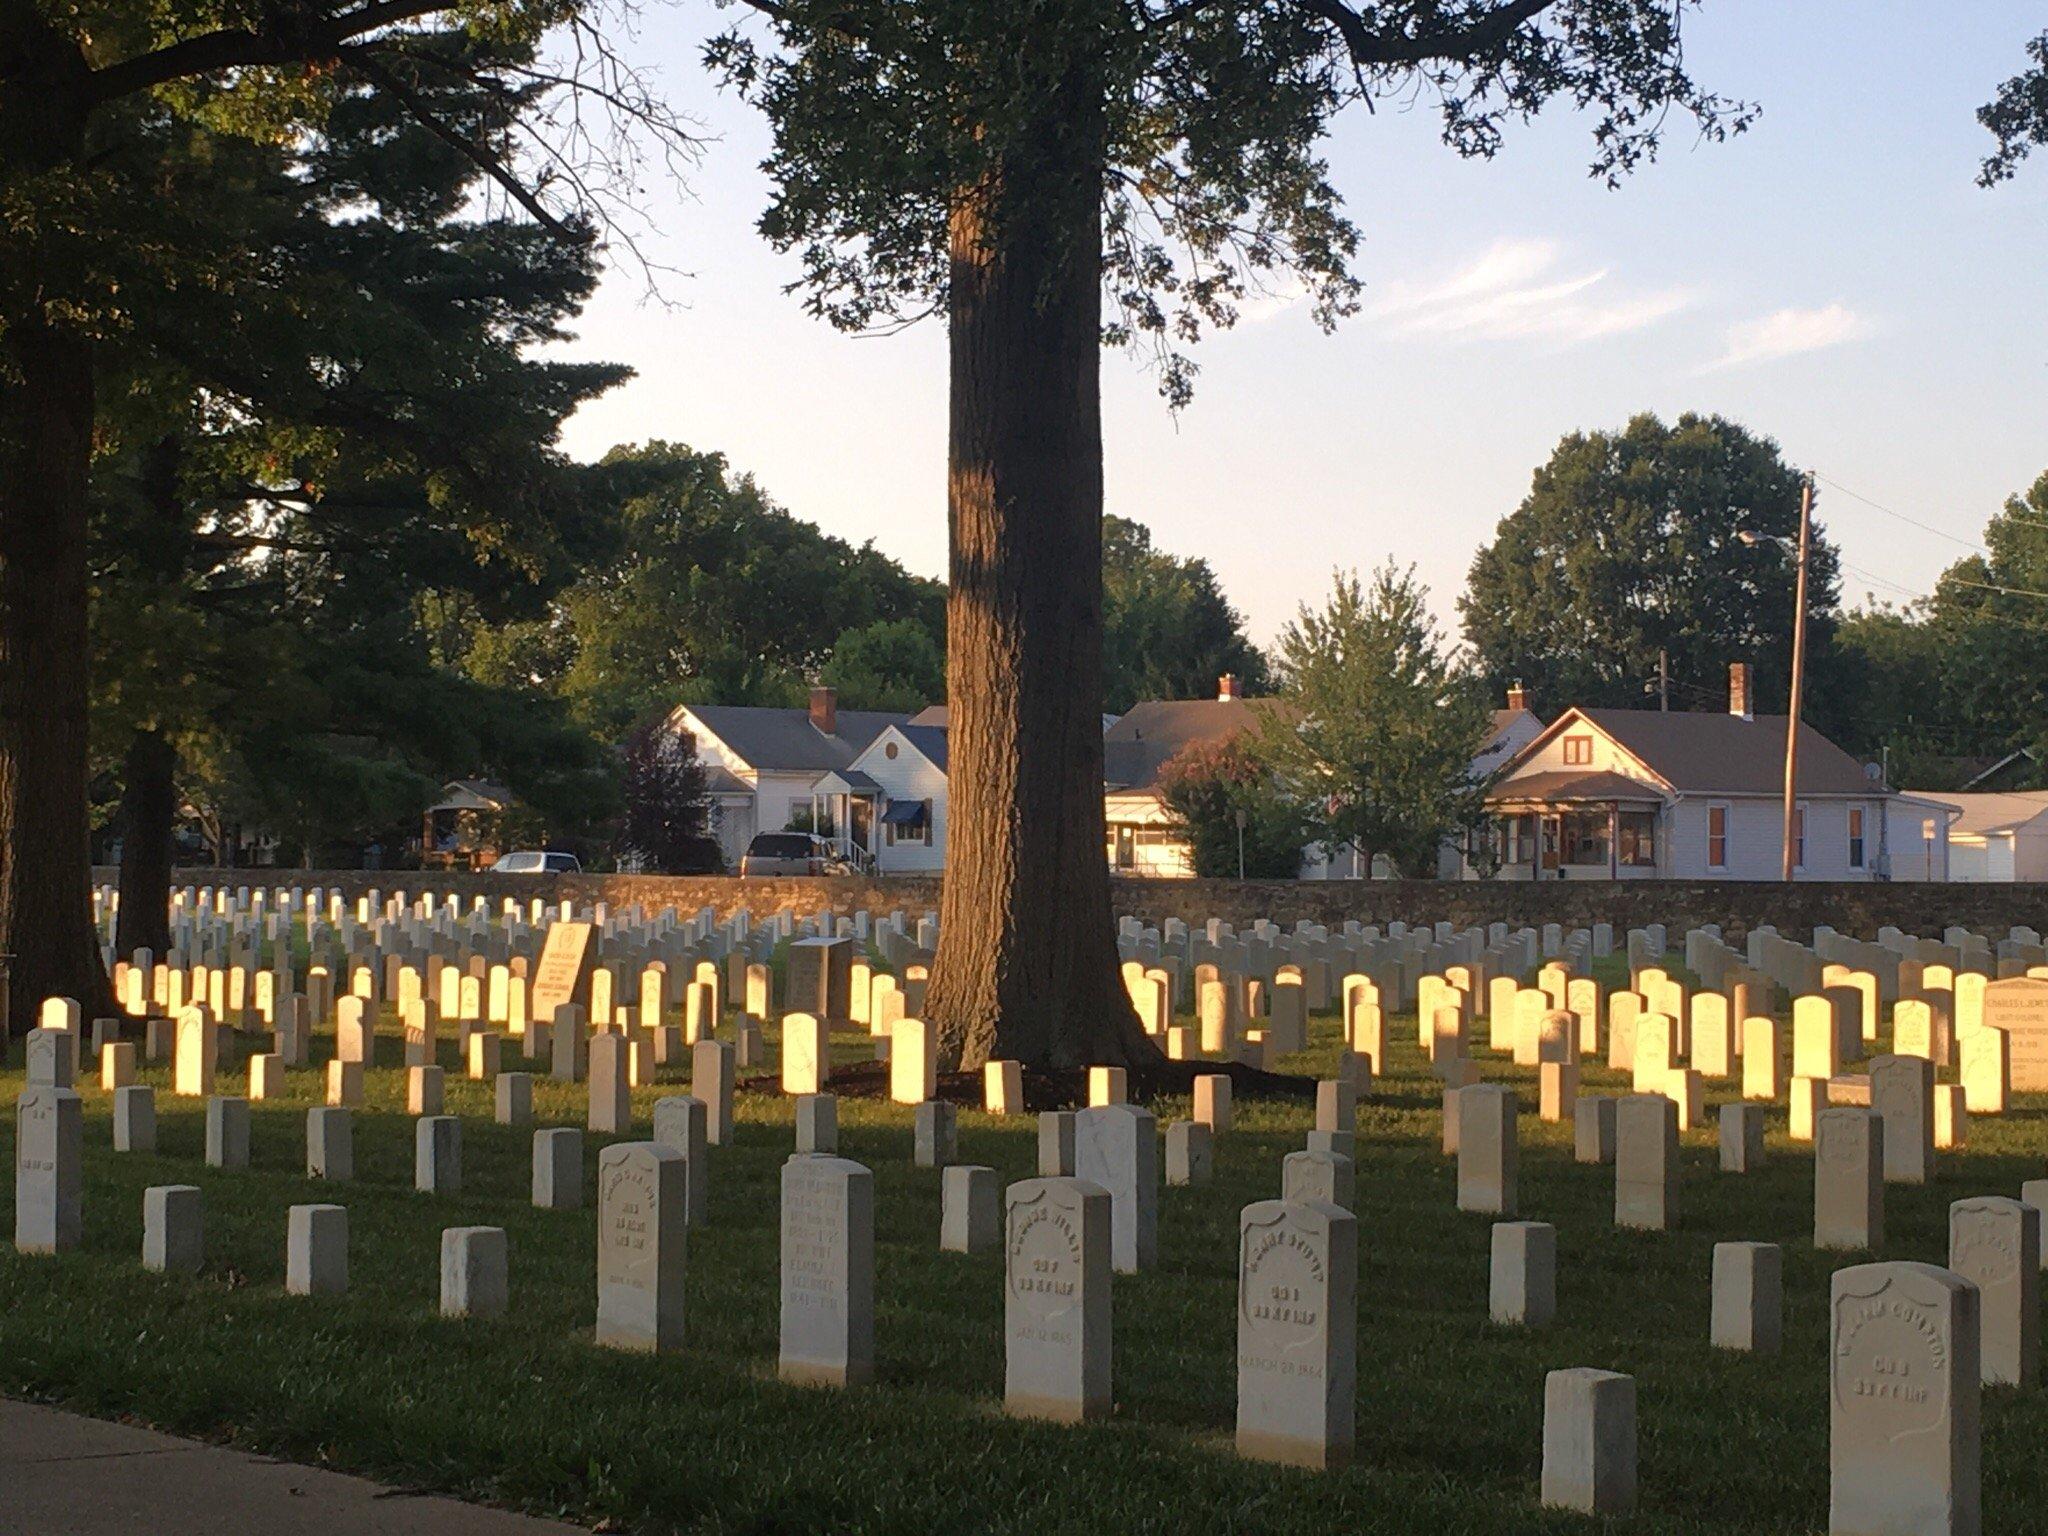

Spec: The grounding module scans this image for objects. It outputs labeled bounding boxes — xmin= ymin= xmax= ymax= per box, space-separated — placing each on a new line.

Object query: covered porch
xmin=1482 ymin=771 xmax=1666 ymax=881
xmin=810 ymin=770 xmax=883 ymax=873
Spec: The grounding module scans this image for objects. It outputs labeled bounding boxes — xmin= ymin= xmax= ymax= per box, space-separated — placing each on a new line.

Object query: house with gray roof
xmin=1469 ymin=664 xmax=1953 ymax=881
xmin=665 ymin=688 xmax=913 ymax=868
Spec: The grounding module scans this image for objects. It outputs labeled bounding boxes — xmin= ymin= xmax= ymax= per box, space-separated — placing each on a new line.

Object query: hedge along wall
xmin=99 ymin=869 xmax=2048 ymax=947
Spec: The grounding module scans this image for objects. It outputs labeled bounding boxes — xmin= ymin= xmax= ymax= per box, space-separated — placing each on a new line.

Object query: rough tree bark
xmin=923 ymin=62 xmax=1154 ymax=1074
xmin=0 ymin=16 xmax=109 ymax=1034
xmin=114 ymin=730 xmax=176 ymax=959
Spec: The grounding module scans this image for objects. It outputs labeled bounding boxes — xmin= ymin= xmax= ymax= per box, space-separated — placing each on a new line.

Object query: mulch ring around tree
xmin=742 ymin=1057 xmax=1318 ymax=1112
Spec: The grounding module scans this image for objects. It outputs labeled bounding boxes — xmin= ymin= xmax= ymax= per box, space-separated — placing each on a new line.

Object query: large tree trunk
xmin=0 ymin=26 xmax=108 ymax=1034
xmin=114 ymin=729 xmax=176 ymax=959
xmin=923 ymin=67 xmax=1153 ymax=1073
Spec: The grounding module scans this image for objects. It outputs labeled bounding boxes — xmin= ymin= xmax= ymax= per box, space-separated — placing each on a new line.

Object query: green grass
xmin=2 ymin=976 xmax=2046 ymax=1536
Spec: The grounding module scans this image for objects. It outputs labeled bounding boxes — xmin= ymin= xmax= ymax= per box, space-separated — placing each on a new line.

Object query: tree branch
xmin=84 ymin=0 xmax=452 ymax=105
xmin=341 ymin=48 xmax=580 ymax=239
xmin=1294 ymin=0 xmax=1560 ymax=67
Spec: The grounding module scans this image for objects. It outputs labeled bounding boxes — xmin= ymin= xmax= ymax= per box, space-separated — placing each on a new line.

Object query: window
xmin=1560 ymin=810 xmax=1610 ymax=866
xmin=883 ymin=799 xmax=930 ymax=846
xmin=1707 ymin=805 xmax=1729 ymax=869
xmin=1488 ymin=816 xmax=1535 ymax=865
xmin=1562 ymin=735 xmax=1593 ymax=766
xmin=1848 ymin=806 xmax=1866 ymax=870
xmin=1618 ymin=810 xmax=1657 ymax=868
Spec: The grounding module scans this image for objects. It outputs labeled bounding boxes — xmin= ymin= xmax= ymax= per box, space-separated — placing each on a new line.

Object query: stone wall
xmin=102 ymin=868 xmax=2048 ymax=944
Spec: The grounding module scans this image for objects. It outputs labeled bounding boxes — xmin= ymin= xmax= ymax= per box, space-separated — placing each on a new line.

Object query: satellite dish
xmin=1862 ymin=762 xmax=1883 ymax=783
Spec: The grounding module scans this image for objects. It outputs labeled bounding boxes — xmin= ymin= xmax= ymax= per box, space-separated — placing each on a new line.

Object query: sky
xmin=544 ymin=0 xmax=2048 ymax=649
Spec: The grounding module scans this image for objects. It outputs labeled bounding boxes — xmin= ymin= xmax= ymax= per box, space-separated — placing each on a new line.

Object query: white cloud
xmin=1368 ymin=237 xmax=1692 ymax=345
xmin=1703 ymin=302 xmax=1873 ymax=371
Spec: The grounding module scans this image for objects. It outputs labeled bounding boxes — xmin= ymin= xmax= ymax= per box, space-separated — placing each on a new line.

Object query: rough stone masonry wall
xmin=100 ymin=868 xmax=2048 ymax=946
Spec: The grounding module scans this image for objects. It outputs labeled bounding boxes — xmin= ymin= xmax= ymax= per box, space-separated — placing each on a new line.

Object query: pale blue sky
xmin=548 ymin=0 xmax=2048 ymax=646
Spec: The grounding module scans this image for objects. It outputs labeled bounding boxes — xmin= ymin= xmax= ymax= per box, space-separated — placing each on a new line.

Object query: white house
xmin=826 ymin=723 xmax=949 ymax=873
xmin=1468 ymin=664 xmax=1952 ymax=882
xmin=665 ymin=688 xmax=912 ymax=868
xmin=1909 ymin=791 xmax=2048 ymax=882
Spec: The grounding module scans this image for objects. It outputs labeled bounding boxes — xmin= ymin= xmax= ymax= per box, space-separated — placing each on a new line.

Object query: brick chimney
xmin=1728 ymin=662 xmax=1754 ymax=722
xmin=1217 ymin=673 xmax=1241 ymax=702
xmin=809 ymin=685 xmax=838 ymax=736
xmin=1505 ymin=683 xmax=1527 ymax=713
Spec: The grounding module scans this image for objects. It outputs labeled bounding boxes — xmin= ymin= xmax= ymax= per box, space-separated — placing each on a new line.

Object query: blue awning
xmin=881 ymin=800 xmax=927 ymax=827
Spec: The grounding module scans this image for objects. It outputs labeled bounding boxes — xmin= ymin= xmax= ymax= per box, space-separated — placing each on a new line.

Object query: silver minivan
xmin=739 ymin=832 xmax=827 ymax=876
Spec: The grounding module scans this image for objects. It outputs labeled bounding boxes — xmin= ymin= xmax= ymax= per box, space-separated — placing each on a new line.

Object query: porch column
xmin=1609 ymin=802 xmax=1619 ymax=880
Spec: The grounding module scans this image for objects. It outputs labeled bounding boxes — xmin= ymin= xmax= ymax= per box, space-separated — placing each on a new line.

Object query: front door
xmin=1540 ymin=814 xmax=1562 ymax=874
xmin=850 ymin=795 xmax=873 ymax=855
xmin=1113 ymin=825 xmax=1135 ymax=870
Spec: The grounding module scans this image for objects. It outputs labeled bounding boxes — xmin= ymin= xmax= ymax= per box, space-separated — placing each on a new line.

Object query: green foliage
xmin=461 ymin=443 xmax=945 ymax=736
xmin=1259 ymin=564 xmax=1493 ymax=877
xmin=1155 ymin=732 xmax=1310 ymax=878
xmin=1833 ymin=469 xmax=2048 ymax=782
xmin=1459 ymin=412 xmax=1843 ymax=724
xmin=820 ymin=618 xmax=946 ymax=713
xmin=1101 ymin=516 xmax=1266 ymax=713
xmin=1979 ymin=30 xmax=2048 ymax=184
xmin=84 ymin=40 xmax=624 ymax=862
xmin=619 ymin=723 xmax=721 ymax=874
xmin=706 ymin=2 xmax=1752 ymax=405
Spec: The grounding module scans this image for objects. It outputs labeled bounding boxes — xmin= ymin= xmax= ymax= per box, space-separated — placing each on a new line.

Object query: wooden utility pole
xmin=1780 ymin=479 xmax=1814 ymax=881
xmin=1657 ymin=649 xmax=1669 ymax=711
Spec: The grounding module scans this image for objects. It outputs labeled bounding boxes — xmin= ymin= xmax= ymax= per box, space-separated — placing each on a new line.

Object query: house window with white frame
xmin=1707 ymin=804 xmax=1729 ymax=869
xmin=1847 ymin=806 xmax=1866 ymax=870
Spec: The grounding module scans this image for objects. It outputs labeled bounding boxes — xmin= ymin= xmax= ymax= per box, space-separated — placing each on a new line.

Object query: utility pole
xmin=1657 ymin=649 xmax=1669 ymax=712
xmin=1780 ymin=478 xmax=1814 ymax=882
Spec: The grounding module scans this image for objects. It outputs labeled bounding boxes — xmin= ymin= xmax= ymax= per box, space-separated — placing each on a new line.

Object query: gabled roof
xmin=678 ymin=704 xmax=908 ymax=773
xmin=1102 ymin=696 xmax=1283 ymax=794
xmin=908 ymin=705 xmax=949 ymax=728
xmin=1909 ymin=790 xmax=2048 ymax=839
xmin=896 ymin=723 xmax=949 ymax=772
xmin=1501 ymin=707 xmax=1882 ymax=798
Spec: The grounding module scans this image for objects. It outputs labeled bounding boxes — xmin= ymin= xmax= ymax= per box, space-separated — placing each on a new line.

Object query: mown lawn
xmin=2 ymin=966 xmax=2044 ymax=1535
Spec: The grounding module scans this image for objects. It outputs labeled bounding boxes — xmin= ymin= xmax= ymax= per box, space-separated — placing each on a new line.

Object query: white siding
xmin=852 ymin=730 xmax=949 ymax=874
xmin=1105 ymin=793 xmax=1195 ymax=878
xmin=2014 ymin=829 xmax=2048 ymax=881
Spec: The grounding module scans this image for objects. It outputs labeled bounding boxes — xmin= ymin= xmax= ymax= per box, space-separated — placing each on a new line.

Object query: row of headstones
xmin=18 ymin=1058 xmax=2030 ymax=1528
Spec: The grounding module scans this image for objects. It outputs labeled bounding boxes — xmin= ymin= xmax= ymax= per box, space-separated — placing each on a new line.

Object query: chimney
xmin=1217 ymin=674 xmax=1241 ymax=702
xmin=809 ymin=685 xmax=838 ymax=736
xmin=1728 ymin=662 xmax=1754 ymax=721
xmin=1505 ymin=683 xmax=1527 ymax=713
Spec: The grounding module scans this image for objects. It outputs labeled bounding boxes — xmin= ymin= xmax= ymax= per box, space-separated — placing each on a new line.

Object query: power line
xmin=1811 ymin=472 xmax=1988 ymax=552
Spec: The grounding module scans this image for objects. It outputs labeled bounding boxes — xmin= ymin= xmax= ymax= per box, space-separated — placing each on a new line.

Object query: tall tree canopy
xmin=708 ymin=0 xmax=1754 ymax=1072
xmin=1101 ymin=516 xmax=1267 ymax=713
xmin=458 ymin=442 xmax=946 ymax=734
xmin=1460 ymin=412 xmax=1843 ymax=724
xmin=89 ymin=48 xmax=624 ymax=953
xmin=1 ymin=0 xmax=691 ymax=1031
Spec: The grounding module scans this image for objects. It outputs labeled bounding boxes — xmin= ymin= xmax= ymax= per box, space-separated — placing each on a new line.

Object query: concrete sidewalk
xmin=0 ymin=1400 xmax=589 ymax=1534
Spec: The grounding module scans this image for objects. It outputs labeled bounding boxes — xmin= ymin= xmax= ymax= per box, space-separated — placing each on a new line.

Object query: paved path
xmin=0 ymin=1400 xmax=589 ymax=1534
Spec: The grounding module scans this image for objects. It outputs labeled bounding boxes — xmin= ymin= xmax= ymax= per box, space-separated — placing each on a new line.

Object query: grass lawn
xmin=2 ymin=964 xmax=2045 ymax=1535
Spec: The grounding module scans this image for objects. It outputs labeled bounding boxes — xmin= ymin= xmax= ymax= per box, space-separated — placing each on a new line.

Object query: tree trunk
xmin=0 ymin=26 xmax=108 ymax=1034
xmin=114 ymin=729 xmax=176 ymax=959
xmin=923 ymin=66 xmax=1153 ymax=1073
